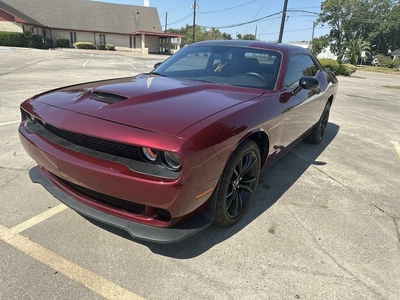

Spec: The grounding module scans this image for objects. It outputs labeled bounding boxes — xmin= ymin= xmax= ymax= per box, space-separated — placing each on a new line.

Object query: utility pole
xmin=165 ymin=12 xmax=167 ymax=32
xmin=255 ymin=25 xmax=257 ymax=40
xmin=278 ymin=0 xmax=288 ymax=43
xmin=192 ymin=0 xmax=198 ymax=43
xmin=310 ymin=20 xmax=315 ymax=51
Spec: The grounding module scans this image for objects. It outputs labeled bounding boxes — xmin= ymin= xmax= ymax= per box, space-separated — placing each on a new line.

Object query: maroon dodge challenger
xmin=19 ymin=41 xmax=338 ymax=243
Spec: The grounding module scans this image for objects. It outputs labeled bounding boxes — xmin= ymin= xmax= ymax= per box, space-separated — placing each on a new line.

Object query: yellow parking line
xmin=0 ymin=224 xmax=145 ymax=300
xmin=390 ymin=141 xmax=400 ymax=158
xmin=10 ymin=203 xmax=68 ymax=234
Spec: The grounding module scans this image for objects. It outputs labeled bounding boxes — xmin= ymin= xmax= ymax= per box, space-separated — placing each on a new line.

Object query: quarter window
xmin=284 ymin=54 xmax=318 ymax=89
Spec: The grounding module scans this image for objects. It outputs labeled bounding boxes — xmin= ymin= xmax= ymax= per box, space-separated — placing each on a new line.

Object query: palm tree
xmin=344 ymin=39 xmax=371 ymax=65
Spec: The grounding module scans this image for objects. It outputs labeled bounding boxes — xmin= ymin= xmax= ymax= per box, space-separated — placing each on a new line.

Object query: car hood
xmin=33 ymin=74 xmax=264 ymax=136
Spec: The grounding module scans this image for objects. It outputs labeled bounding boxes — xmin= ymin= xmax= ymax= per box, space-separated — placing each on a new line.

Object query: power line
xmin=200 ymin=11 xmax=282 ymax=29
xmin=167 ymin=12 xmax=193 ymax=26
xmin=198 ymin=0 xmax=259 ymax=14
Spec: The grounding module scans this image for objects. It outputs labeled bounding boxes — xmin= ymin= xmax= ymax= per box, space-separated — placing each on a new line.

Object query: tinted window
xmin=284 ymin=54 xmax=318 ymax=89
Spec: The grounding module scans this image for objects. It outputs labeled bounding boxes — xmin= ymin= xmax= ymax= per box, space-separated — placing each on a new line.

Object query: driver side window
xmin=284 ymin=54 xmax=318 ymax=89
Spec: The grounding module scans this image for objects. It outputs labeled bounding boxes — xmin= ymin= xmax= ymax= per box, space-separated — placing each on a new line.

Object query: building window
xmin=42 ymin=29 xmax=47 ymax=38
xmin=70 ymin=32 xmax=77 ymax=44
xmin=99 ymin=34 xmax=106 ymax=44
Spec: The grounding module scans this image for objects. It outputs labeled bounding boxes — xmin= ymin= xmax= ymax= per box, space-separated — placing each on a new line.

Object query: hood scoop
xmin=90 ymin=91 xmax=128 ymax=103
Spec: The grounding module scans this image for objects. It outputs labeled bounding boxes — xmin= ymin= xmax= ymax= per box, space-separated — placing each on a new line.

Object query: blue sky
xmin=94 ymin=0 xmax=330 ymax=43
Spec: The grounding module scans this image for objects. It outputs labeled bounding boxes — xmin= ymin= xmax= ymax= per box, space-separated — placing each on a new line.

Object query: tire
xmin=214 ymin=140 xmax=261 ymax=227
xmin=307 ymin=101 xmax=331 ymax=144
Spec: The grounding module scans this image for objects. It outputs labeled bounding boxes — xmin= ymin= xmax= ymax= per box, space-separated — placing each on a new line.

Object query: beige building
xmin=0 ymin=0 xmax=182 ymax=53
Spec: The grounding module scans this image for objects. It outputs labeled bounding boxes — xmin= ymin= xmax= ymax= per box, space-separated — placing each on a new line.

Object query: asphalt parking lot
xmin=1 ymin=47 xmax=399 ymax=300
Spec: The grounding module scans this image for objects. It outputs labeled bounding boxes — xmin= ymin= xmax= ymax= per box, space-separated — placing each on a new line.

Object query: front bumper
xmin=30 ymin=166 xmax=217 ymax=243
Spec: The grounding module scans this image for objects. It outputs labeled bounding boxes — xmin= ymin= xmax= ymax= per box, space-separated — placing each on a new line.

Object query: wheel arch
xmin=237 ymin=129 xmax=270 ymax=170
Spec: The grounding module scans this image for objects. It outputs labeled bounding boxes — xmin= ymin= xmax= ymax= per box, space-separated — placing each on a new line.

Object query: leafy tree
xmin=310 ymin=34 xmax=330 ymax=56
xmin=242 ymin=34 xmax=256 ymax=40
xmin=168 ymin=25 xmax=234 ymax=45
xmin=344 ymin=39 xmax=371 ymax=65
xmin=236 ymin=33 xmax=243 ymax=40
xmin=317 ymin=0 xmax=362 ymax=59
xmin=317 ymin=0 xmax=400 ymax=58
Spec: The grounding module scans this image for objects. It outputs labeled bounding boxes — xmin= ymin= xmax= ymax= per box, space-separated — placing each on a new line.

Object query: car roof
xmin=189 ymin=40 xmax=311 ymax=55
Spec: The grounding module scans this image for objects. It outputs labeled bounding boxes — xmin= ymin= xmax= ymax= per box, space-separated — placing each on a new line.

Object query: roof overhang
xmin=133 ymin=30 xmax=185 ymax=38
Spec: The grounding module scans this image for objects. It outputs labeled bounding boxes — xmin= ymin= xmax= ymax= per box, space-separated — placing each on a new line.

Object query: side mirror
xmin=299 ymin=76 xmax=320 ymax=90
xmin=153 ymin=62 xmax=163 ymax=69
xmin=292 ymin=76 xmax=320 ymax=96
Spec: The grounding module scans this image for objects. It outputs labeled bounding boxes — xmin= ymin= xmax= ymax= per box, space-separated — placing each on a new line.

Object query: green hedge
xmin=96 ymin=44 xmax=106 ymax=50
xmin=319 ymin=58 xmax=340 ymax=74
xmin=339 ymin=64 xmax=357 ymax=76
xmin=56 ymin=38 xmax=70 ymax=48
xmin=24 ymin=32 xmax=51 ymax=49
xmin=319 ymin=58 xmax=356 ymax=76
xmin=106 ymin=43 xmax=115 ymax=51
xmin=0 ymin=31 xmax=25 ymax=47
xmin=74 ymin=42 xmax=96 ymax=49
xmin=0 ymin=31 xmax=52 ymax=49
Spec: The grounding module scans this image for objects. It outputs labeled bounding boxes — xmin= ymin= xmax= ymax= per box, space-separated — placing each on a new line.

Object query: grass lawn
xmin=357 ymin=65 xmax=400 ymax=75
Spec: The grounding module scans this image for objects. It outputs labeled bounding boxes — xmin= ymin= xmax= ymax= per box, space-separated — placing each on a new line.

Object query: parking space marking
xmin=83 ymin=60 xmax=89 ymax=67
xmin=390 ymin=141 xmax=400 ymax=158
xmin=10 ymin=204 xmax=68 ymax=234
xmin=0 ymin=120 xmax=20 ymax=126
xmin=0 ymin=224 xmax=145 ymax=300
xmin=130 ymin=63 xmax=136 ymax=69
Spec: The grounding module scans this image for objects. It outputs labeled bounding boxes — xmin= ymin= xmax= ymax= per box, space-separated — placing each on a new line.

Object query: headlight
xmin=141 ymin=147 xmax=158 ymax=162
xmin=163 ymin=151 xmax=181 ymax=171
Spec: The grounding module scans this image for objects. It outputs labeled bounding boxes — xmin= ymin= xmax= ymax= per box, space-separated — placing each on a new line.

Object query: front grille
xmin=58 ymin=176 xmax=146 ymax=215
xmin=44 ymin=123 xmax=142 ymax=161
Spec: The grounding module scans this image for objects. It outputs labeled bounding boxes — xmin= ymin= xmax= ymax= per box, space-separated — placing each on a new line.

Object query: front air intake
xmin=90 ymin=91 xmax=128 ymax=103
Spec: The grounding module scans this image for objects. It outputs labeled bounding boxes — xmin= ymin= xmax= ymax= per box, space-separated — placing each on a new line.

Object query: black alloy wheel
xmin=214 ymin=140 xmax=261 ymax=226
xmin=307 ymin=101 xmax=331 ymax=144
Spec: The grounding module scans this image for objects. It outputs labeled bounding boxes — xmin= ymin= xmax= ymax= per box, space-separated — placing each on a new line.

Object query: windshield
xmin=153 ymin=45 xmax=281 ymax=90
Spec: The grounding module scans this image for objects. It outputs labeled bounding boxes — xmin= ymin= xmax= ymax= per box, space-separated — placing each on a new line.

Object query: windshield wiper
xmin=185 ymin=78 xmax=215 ymax=84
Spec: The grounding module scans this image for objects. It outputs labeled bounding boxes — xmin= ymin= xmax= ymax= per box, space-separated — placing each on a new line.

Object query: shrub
xmin=31 ymin=34 xmax=46 ymax=49
xmin=393 ymin=59 xmax=400 ymax=71
xmin=74 ymin=42 xmax=96 ymax=49
xmin=339 ymin=63 xmax=357 ymax=76
xmin=45 ymin=38 xmax=53 ymax=48
xmin=23 ymin=32 xmax=50 ymax=49
xmin=385 ymin=59 xmax=394 ymax=69
xmin=319 ymin=58 xmax=340 ymax=74
xmin=57 ymin=38 xmax=70 ymax=48
xmin=0 ymin=31 xmax=25 ymax=47
xmin=376 ymin=54 xmax=391 ymax=67
xmin=106 ymin=43 xmax=115 ymax=51
xmin=24 ymin=31 xmax=34 ymax=47
xmin=96 ymin=44 xmax=106 ymax=50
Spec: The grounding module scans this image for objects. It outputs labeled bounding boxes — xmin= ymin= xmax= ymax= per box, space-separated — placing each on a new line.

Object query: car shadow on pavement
xmin=89 ymin=122 xmax=339 ymax=257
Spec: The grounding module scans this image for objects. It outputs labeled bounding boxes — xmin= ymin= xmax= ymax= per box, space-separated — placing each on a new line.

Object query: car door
xmin=278 ymin=53 xmax=323 ymax=150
